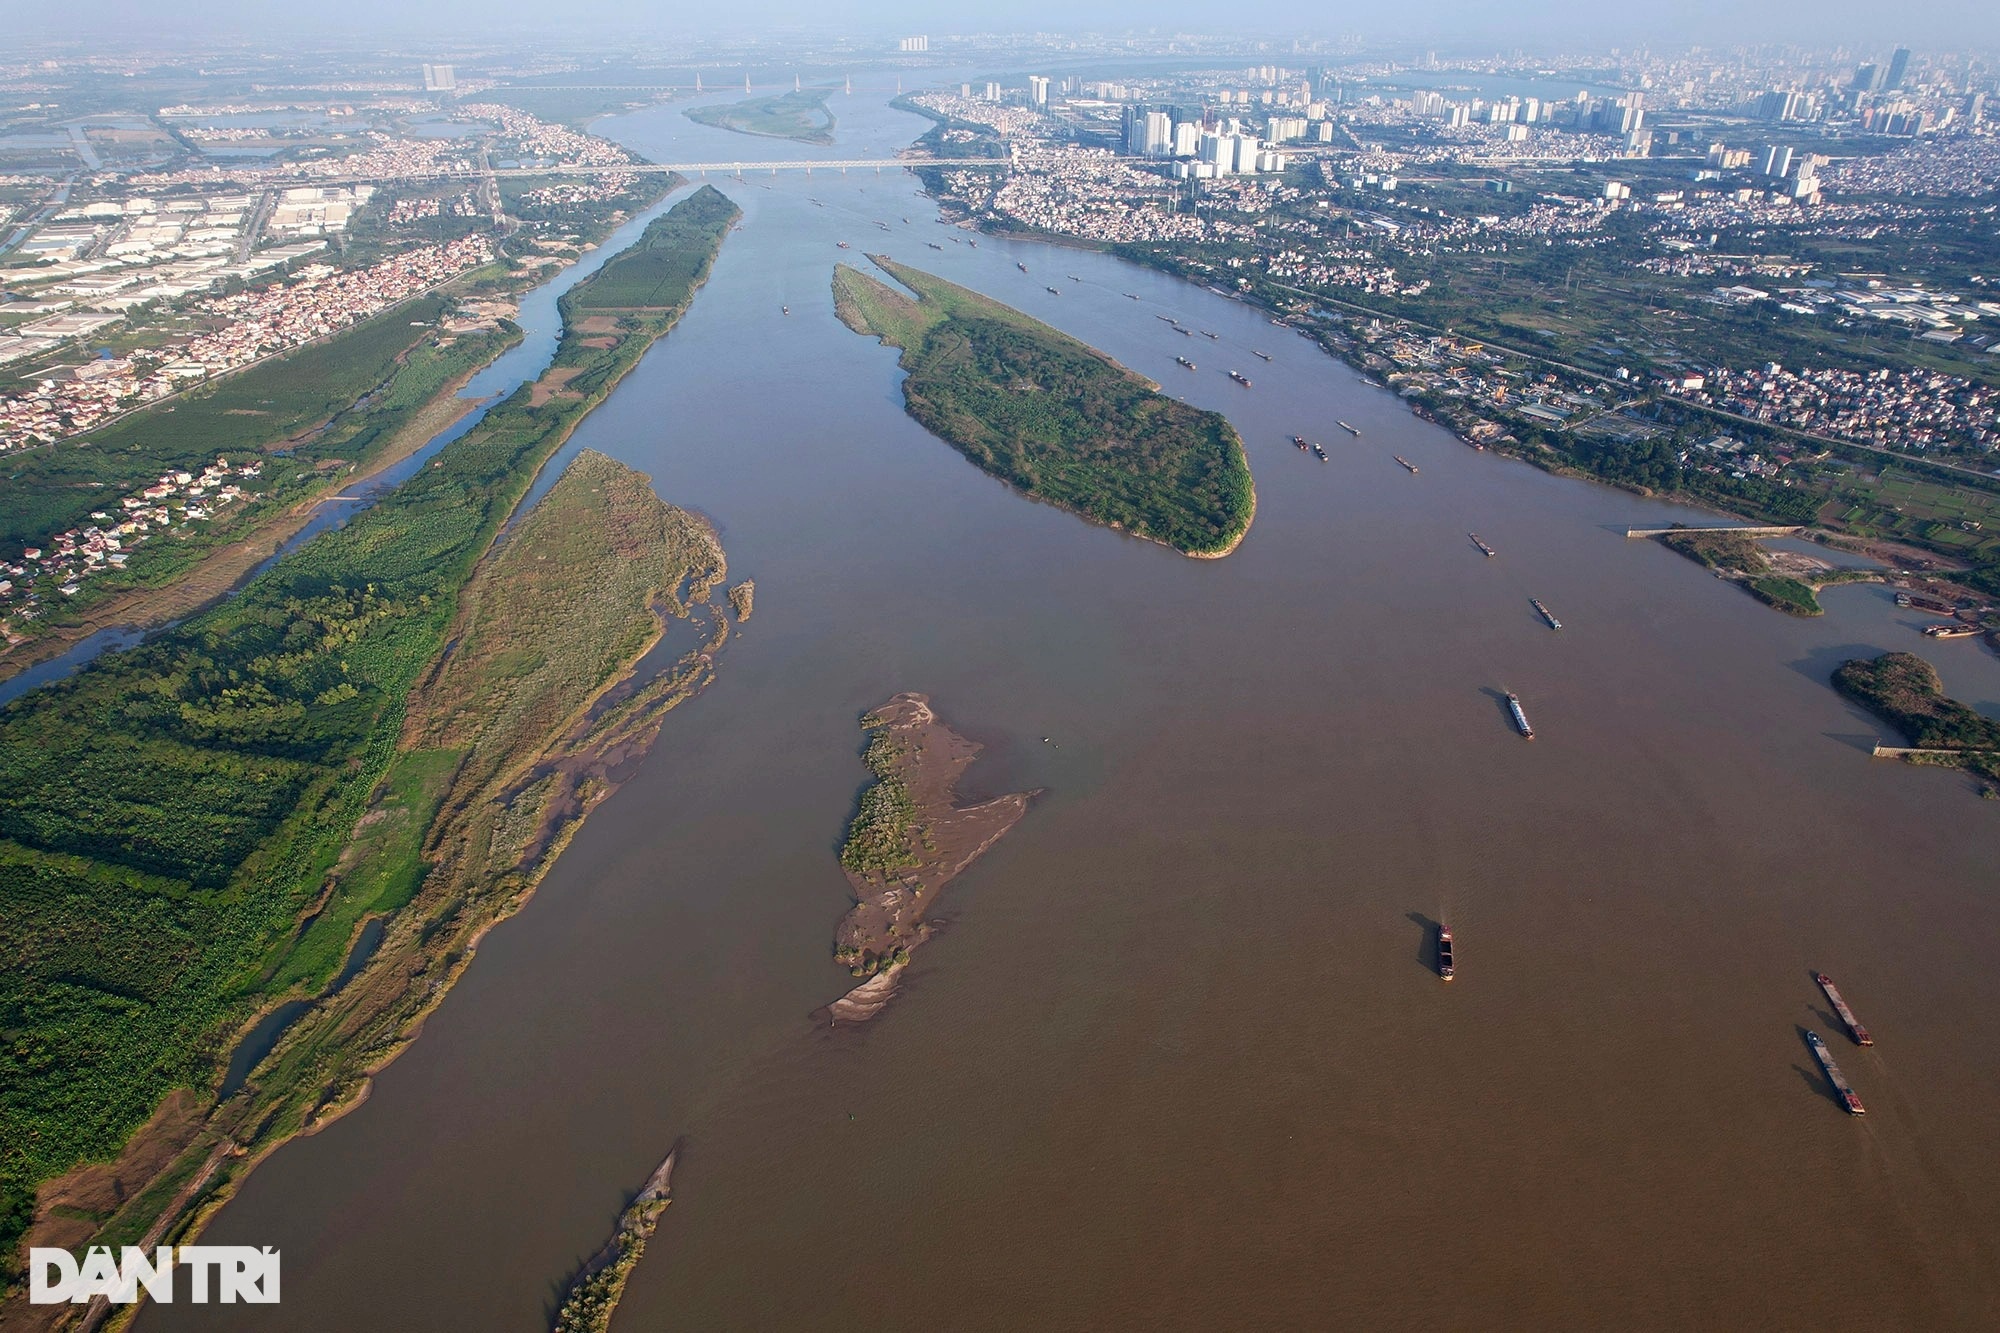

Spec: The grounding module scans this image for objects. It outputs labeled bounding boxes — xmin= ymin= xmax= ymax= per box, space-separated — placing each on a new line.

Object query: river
xmin=148 ymin=82 xmax=2000 ymax=1331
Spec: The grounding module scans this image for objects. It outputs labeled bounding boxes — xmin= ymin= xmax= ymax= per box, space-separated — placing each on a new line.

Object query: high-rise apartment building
xmin=1885 ymin=47 xmax=1911 ymax=89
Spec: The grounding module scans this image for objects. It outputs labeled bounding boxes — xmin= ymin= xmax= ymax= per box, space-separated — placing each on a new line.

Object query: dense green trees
xmin=1835 ymin=652 xmax=2000 ymax=750
xmin=0 ymin=186 xmax=739 ymax=1284
xmin=835 ymin=258 xmax=1255 ymax=556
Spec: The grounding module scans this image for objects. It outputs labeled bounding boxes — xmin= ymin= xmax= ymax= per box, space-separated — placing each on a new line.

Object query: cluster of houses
xmin=1 ymin=457 xmax=261 ymax=623
xmin=0 ymin=234 xmax=492 ymax=453
xmin=1666 ymin=362 xmax=2000 ymax=452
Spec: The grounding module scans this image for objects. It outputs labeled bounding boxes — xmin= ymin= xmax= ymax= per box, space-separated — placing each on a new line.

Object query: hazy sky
xmin=14 ymin=0 xmax=1997 ymax=50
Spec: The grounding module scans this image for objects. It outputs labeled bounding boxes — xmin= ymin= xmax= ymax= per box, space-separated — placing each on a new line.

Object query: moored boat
xmin=1923 ymin=621 xmax=1980 ymax=638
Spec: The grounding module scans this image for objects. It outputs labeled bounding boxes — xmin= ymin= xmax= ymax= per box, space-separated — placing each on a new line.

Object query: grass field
xmin=833 ymin=256 xmax=1254 ymax=557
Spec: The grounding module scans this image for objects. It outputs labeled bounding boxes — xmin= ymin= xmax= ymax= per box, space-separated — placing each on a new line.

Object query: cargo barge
xmin=1470 ymin=534 xmax=1497 ymax=558
xmin=1895 ymin=592 xmax=1955 ymax=615
xmin=1505 ymin=692 xmax=1534 ymax=739
xmin=1338 ymin=420 xmax=1361 ymax=436
xmin=1815 ymin=974 xmax=1872 ymax=1046
xmin=1395 ymin=455 xmax=1419 ymax=473
xmin=1806 ymin=1032 xmax=1866 ymax=1114
xmin=1229 ymin=370 xmax=1252 ymax=386
xmin=1922 ymin=621 xmax=1980 ymax=638
xmin=1437 ymin=926 xmax=1455 ymax=981
xmin=1177 ymin=356 xmax=1197 ymax=370
xmin=1531 ymin=599 xmax=1563 ymax=631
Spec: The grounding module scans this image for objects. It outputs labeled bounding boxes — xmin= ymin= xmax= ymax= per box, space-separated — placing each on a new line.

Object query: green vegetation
xmin=1745 ymin=575 xmax=1822 ymax=616
xmin=1658 ymin=529 xmax=1823 ymax=615
xmin=1834 ymin=652 xmax=2000 ymax=753
xmin=552 ymin=1155 xmax=675 ymax=1333
xmin=686 ymin=89 xmax=835 ymax=145
xmin=0 ymin=187 xmax=739 ymax=1288
xmin=840 ymin=726 xmax=918 ymax=877
xmin=567 ymin=185 xmax=739 ymax=310
xmin=0 ymin=293 xmax=478 ymax=550
xmin=833 ymin=257 xmax=1255 ymax=556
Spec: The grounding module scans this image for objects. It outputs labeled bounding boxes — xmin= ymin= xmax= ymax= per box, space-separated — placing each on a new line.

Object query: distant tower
xmin=1885 ymin=47 xmax=1912 ymax=89
xmin=845 ymin=74 xmax=852 ymax=95
xmin=795 ymin=73 xmax=801 ymax=92
xmin=695 ymin=72 xmax=703 ymax=93
xmin=744 ymin=72 xmax=751 ymax=93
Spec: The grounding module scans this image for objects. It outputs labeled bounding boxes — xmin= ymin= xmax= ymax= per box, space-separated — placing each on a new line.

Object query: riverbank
xmin=826 ymin=693 xmax=1035 ymax=1022
xmin=832 ymin=255 xmax=1254 ymax=557
xmin=0 ymin=190 xmax=742 ymax=1314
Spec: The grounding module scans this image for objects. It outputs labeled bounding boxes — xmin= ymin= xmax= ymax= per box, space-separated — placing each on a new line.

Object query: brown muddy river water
xmin=148 ymin=86 xmax=2000 ymax=1331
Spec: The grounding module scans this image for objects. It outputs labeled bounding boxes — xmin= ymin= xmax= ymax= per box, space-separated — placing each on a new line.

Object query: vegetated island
xmin=1834 ymin=651 xmax=2000 ymax=794
xmin=825 ymin=693 xmax=1036 ymax=1023
xmin=832 ymin=256 xmax=1255 ymax=557
xmin=551 ymin=1146 xmax=678 ymax=1333
xmin=686 ymin=88 xmax=836 ymax=145
xmin=1655 ymin=528 xmax=1879 ymax=616
xmin=0 ymin=186 xmax=741 ymax=1305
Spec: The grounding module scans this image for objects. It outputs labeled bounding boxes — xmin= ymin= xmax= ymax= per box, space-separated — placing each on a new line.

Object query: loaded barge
xmin=1807 ymin=1032 xmax=1866 ymax=1115
xmin=1922 ymin=621 xmax=1981 ymax=639
xmin=1436 ymin=925 xmax=1455 ymax=981
xmin=1470 ymin=534 xmax=1497 ymax=558
xmin=1394 ymin=455 xmax=1419 ymax=474
xmin=1177 ymin=355 xmax=1197 ymax=370
xmin=1338 ymin=420 xmax=1361 ymax=436
xmin=1229 ymin=370 xmax=1253 ymax=387
xmin=1815 ymin=973 xmax=1872 ymax=1046
xmin=1531 ymin=599 xmax=1563 ymax=631
xmin=1505 ymin=692 xmax=1534 ymax=739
